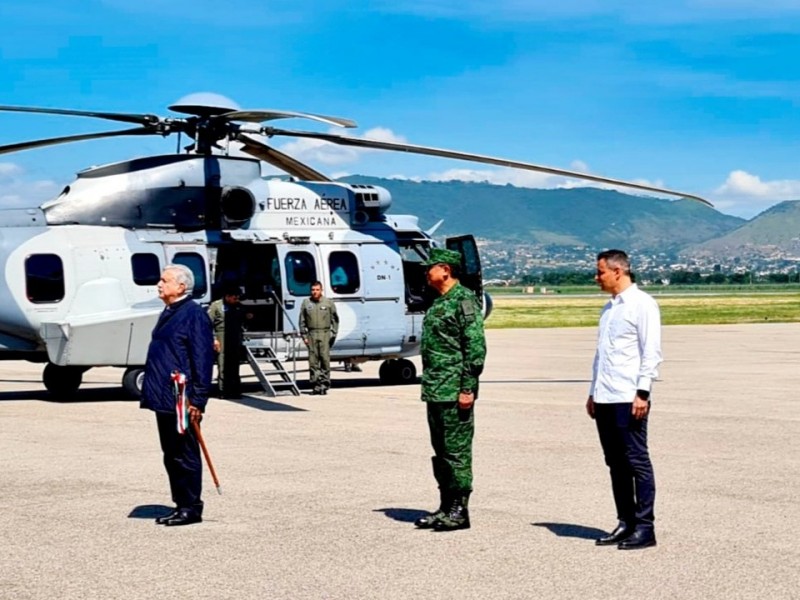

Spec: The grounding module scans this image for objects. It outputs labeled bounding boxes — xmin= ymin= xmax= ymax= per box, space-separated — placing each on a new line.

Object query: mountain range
xmin=342 ymin=176 xmax=798 ymax=256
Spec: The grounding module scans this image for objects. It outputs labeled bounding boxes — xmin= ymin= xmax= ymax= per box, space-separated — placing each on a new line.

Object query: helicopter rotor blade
xmin=0 ymin=127 xmax=160 ymax=156
xmin=0 ymin=105 xmax=162 ymax=126
xmin=263 ymin=127 xmax=712 ymax=206
xmin=223 ymin=109 xmax=356 ymax=129
xmin=237 ymin=133 xmax=331 ymax=181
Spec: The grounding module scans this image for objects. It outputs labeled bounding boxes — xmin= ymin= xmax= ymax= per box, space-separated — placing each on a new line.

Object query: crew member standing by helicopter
xmin=208 ymin=284 xmax=246 ymax=399
xmin=415 ymin=248 xmax=486 ymax=532
xmin=141 ymin=264 xmax=214 ymax=527
xmin=299 ymin=281 xmax=339 ymax=395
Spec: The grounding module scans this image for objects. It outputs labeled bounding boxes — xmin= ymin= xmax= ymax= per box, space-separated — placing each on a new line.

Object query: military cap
xmin=422 ymin=248 xmax=462 ymax=268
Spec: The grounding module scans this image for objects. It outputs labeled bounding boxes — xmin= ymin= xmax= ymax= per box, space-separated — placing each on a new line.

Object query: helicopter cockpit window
xmin=25 ymin=254 xmax=65 ymax=303
xmin=328 ymin=251 xmax=360 ymax=294
xmin=284 ymin=251 xmax=317 ymax=296
xmin=131 ymin=253 xmax=161 ymax=286
xmin=172 ymin=252 xmax=208 ymax=299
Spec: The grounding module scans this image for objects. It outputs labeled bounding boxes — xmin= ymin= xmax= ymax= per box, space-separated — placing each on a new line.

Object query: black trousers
xmin=594 ymin=402 xmax=655 ymax=531
xmin=156 ymin=412 xmax=203 ymax=515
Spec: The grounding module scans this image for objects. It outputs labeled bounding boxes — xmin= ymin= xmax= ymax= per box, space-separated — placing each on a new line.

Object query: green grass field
xmin=486 ymin=292 xmax=800 ymax=328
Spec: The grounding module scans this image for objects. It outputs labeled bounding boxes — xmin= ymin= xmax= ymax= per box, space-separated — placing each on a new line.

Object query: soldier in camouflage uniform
xmin=415 ymin=248 xmax=486 ymax=532
xmin=299 ymin=281 xmax=339 ymax=395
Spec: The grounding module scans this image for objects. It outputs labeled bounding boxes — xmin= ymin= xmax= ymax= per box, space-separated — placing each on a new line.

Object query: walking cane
xmin=192 ymin=420 xmax=222 ymax=495
xmin=173 ymin=370 xmax=223 ymax=495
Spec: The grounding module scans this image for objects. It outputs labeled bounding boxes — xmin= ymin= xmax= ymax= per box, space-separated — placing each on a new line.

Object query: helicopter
xmin=0 ymin=93 xmax=710 ymax=398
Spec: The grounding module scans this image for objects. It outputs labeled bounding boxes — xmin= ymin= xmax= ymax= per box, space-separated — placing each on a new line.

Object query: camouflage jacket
xmin=421 ymin=282 xmax=486 ymax=403
xmin=299 ymin=296 xmax=339 ymax=337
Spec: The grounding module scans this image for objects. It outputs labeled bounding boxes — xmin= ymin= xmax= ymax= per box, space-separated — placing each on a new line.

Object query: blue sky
xmin=2 ymin=0 xmax=800 ymax=218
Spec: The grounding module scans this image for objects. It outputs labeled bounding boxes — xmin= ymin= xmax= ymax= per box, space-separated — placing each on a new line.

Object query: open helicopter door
xmin=446 ymin=235 xmax=483 ymax=308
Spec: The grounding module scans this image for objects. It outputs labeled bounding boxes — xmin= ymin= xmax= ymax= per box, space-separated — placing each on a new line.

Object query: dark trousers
xmin=427 ymin=401 xmax=474 ymax=491
xmin=594 ymin=402 xmax=655 ymax=531
xmin=156 ymin=412 xmax=204 ymax=515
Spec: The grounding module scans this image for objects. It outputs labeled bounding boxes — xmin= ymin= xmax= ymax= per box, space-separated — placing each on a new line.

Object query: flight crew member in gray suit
xmin=299 ymin=281 xmax=339 ymax=395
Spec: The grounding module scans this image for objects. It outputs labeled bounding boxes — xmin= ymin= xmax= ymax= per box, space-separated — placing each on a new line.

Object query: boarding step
xmin=244 ymin=345 xmax=301 ymax=397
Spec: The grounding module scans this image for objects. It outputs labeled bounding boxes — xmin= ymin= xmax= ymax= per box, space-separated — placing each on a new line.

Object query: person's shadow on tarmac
xmin=373 ymin=508 xmax=429 ymax=523
xmin=532 ymin=522 xmax=607 ymax=539
xmin=128 ymin=505 xmax=175 ymax=520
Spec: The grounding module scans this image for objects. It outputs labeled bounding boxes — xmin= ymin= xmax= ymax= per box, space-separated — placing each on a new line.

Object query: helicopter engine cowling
xmin=220 ymin=186 xmax=255 ymax=227
xmin=41 ymin=155 xmax=263 ymax=231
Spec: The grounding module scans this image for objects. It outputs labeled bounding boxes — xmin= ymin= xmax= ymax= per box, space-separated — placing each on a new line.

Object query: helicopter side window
xmin=131 ymin=253 xmax=161 ymax=286
xmin=25 ymin=254 xmax=65 ymax=303
xmin=284 ymin=251 xmax=317 ymax=296
xmin=328 ymin=251 xmax=360 ymax=294
xmin=172 ymin=252 xmax=208 ymax=299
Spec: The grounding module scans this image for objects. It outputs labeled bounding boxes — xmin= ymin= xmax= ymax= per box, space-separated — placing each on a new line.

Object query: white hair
xmin=164 ymin=264 xmax=195 ymax=293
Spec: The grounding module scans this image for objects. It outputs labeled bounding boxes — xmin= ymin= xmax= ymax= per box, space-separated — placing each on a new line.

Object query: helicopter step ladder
xmin=244 ymin=345 xmax=301 ymax=397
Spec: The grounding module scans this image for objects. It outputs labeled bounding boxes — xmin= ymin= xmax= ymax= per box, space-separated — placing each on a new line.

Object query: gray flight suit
xmin=299 ymin=296 xmax=339 ymax=393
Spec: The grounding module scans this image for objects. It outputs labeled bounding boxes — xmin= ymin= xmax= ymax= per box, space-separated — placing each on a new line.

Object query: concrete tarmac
xmin=0 ymin=324 xmax=798 ymax=600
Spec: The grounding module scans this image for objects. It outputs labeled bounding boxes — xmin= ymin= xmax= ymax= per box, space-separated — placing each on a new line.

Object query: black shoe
xmin=618 ymin=528 xmax=657 ymax=550
xmin=310 ymin=389 xmax=321 ymax=395
xmin=595 ymin=522 xmax=634 ymax=546
xmin=164 ymin=509 xmax=203 ymax=527
xmin=321 ymin=389 xmax=328 ymax=395
xmin=155 ymin=508 xmax=180 ymax=525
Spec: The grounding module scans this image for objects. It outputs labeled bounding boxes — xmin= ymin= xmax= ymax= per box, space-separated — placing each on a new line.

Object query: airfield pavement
xmin=0 ymin=324 xmax=798 ymax=600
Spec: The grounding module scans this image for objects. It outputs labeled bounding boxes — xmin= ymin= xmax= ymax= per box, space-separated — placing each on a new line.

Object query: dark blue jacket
xmin=141 ymin=297 xmax=214 ymax=413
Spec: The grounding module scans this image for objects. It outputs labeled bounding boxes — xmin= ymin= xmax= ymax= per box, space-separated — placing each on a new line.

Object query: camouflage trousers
xmin=426 ymin=401 xmax=474 ymax=491
xmin=307 ymin=331 xmax=331 ymax=392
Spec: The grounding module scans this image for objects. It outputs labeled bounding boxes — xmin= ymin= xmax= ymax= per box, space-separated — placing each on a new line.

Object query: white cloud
xmin=713 ymin=169 xmax=800 ymax=217
xmin=275 ymin=127 xmax=408 ymax=167
xmin=0 ymin=162 xmax=24 ymax=178
xmin=0 ymin=162 xmax=61 ymax=208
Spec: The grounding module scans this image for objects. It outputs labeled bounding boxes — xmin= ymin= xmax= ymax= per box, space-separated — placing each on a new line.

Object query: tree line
xmin=517 ymin=270 xmax=800 ymax=286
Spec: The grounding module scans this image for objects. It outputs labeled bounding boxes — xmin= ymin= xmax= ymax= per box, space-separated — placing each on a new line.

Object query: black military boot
xmin=433 ymin=490 xmax=471 ymax=531
xmin=414 ymin=489 xmax=449 ymax=529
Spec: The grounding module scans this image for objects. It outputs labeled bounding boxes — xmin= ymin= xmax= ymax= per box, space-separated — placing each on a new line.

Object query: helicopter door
xmin=277 ymin=245 xmax=320 ymax=337
xmin=319 ymin=246 xmax=365 ymax=353
xmin=446 ymin=235 xmax=483 ymax=308
xmin=164 ymin=244 xmax=210 ymax=303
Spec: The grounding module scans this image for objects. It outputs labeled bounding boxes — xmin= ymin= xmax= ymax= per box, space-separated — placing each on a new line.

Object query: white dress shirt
xmin=590 ymin=283 xmax=662 ymax=404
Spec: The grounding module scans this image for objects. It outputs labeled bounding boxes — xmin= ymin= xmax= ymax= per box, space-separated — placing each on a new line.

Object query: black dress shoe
xmin=618 ymin=528 xmax=657 ymax=550
xmin=164 ymin=509 xmax=203 ymax=527
xmin=595 ymin=522 xmax=634 ymax=546
xmin=155 ymin=508 xmax=180 ymax=525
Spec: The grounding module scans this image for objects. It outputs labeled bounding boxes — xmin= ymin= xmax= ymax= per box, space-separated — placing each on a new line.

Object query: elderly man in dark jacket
xmin=141 ymin=264 xmax=214 ymax=527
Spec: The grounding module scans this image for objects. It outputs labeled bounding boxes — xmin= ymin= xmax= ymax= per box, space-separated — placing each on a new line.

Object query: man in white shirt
xmin=587 ymin=249 xmax=662 ymax=550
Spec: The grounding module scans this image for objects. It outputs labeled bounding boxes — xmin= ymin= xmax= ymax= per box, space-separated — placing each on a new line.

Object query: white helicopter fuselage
xmin=0 ymin=160 xmax=461 ymax=384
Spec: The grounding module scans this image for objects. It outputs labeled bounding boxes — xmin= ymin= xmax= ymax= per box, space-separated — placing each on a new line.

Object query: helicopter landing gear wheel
xmin=122 ymin=367 xmax=145 ymax=399
xmin=379 ymin=359 xmax=417 ymax=385
xmin=378 ymin=360 xmax=396 ymax=385
xmin=395 ymin=359 xmax=417 ymax=384
xmin=42 ymin=363 xmax=84 ymax=399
